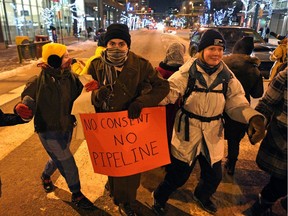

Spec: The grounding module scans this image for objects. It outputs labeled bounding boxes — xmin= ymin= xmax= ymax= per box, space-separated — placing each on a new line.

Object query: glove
xmin=85 ymin=80 xmax=99 ymax=92
xmin=22 ymin=95 xmax=36 ymax=114
xmin=128 ymin=101 xmax=144 ymax=119
xmin=15 ymin=103 xmax=33 ymax=120
xmin=247 ymin=115 xmax=266 ymax=145
xmin=96 ymin=86 xmax=111 ymax=102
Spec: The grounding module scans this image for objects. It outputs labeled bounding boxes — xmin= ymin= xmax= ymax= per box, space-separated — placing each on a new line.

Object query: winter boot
xmin=250 ymin=193 xmax=273 ymax=216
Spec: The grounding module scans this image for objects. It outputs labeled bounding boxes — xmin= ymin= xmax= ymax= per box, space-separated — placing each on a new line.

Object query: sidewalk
xmin=0 ymin=36 xmax=90 ymax=73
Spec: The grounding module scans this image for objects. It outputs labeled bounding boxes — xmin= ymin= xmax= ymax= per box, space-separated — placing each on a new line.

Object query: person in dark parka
xmin=222 ymin=36 xmax=264 ymax=175
xmin=250 ymin=68 xmax=287 ymax=215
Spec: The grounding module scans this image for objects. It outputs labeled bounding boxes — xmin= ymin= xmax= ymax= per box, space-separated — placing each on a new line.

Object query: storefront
xmin=0 ymin=0 xmax=85 ymax=45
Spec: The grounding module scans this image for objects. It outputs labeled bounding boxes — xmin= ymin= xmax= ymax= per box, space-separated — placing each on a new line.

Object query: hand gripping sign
xmin=80 ymin=106 xmax=170 ymax=177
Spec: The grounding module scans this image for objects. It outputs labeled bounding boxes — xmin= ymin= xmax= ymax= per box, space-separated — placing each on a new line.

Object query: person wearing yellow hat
xmin=14 ymin=43 xmax=96 ymax=210
xmin=72 ymin=32 xmax=106 ymax=75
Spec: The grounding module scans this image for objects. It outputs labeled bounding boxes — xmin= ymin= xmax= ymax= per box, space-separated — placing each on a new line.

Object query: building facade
xmin=0 ymin=0 xmax=125 ymax=46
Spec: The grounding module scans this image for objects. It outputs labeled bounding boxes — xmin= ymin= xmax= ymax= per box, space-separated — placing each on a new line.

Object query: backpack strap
xmin=181 ymin=62 xmax=196 ymax=107
xmin=177 ymin=62 xmax=232 ymax=141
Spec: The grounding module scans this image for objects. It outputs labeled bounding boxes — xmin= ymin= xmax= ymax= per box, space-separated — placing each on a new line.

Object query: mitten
xmin=128 ymin=101 xmax=144 ymax=119
xmin=96 ymin=86 xmax=111 ymax=102
xmin=85 ymin=80 xmax=99 ymax=92
xmin=22 ymin=95 xmax=36 ymax=114
xmin=15 ymin=103 xmax=33 ymax=120
xmin=247 ymin=115 xmax=266 ymax=145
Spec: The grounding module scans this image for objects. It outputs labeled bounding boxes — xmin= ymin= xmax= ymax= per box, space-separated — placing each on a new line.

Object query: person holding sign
xmin=151 ymin=29 xmax=266 ymax=215
xmin=87 ymin=23 xmax=169 ymax=216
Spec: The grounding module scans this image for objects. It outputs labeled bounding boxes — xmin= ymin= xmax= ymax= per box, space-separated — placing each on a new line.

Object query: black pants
xmin=261 ymin=175 xmax=287 ymax=203
xmin=224 ymin=113 xmax=247 ymax=162
xmin=154 ymin=154 xmax=222 ymax=206
xmin=108 ymin=173 xmax=141 ymax=204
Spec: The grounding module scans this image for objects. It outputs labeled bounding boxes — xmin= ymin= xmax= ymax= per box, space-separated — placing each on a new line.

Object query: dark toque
xmin=232 ymin=36 xmax=254 ymax=55
xmin=198 ymin=29 xmax=225 ymax=52
xmin=104 ymin=23 xmax=131 ymax=48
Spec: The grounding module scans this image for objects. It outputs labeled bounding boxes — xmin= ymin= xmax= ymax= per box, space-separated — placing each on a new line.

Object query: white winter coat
xmin=160 ymin=58 xmax=261 ymax=166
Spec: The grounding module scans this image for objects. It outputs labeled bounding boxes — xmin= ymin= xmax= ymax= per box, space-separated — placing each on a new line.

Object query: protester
xmin=222 ymin=36 xmax=264 ymax=175
xmin=269 ymin=37 xmax=287 ymax=81
xmin=156 ymin=42 xmax=186 ymax=159
xmin=249 ymin=68 xmax=287 ymax=216
xmin=14 ymin=43 xmax=97 ymax=210
xmin=87 ymin=23 xmax=169 ymax=216
xmin=151 ymin=29 xmax=266 ymax=215
xmin=72 ymin=32 xmax=106 ymax=76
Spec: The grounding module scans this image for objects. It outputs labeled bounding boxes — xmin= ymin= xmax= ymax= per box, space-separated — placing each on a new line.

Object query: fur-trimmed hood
xmin=223 ymin=53 xmax=260 ymax=69
xmin=223 ymin=53 xmax=263 ymax=102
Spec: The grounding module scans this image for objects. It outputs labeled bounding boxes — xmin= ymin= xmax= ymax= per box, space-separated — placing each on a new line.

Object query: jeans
xmin=38 ymin=130 xmax=81 ymax=193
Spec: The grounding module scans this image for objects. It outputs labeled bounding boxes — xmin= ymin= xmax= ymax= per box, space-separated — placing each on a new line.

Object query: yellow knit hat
xmin=42 ymin=43 xmax=67 ymax=68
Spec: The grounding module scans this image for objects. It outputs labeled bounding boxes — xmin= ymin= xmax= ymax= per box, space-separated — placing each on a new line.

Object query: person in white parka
xmin=152 ymin=29 xmax=266 ymax=215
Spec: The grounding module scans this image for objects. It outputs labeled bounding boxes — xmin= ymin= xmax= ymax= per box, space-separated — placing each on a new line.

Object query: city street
xmin=0 ymin=29 xmax=285 ymax=216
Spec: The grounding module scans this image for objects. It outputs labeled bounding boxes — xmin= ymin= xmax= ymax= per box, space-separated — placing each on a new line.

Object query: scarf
xmin=196 ymin=59 xmax=221 ymax=75
xmin=100 ymin=48 xmax=128 ymax=88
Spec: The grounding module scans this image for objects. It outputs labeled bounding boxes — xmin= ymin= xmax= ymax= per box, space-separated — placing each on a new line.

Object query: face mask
xmin=105 ymin=48 xmax=128 ymax=66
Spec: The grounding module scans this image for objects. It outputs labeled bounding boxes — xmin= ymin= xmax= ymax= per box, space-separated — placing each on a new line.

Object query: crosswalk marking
xmin=0 ymin=85 xmax=25 ymax=106
xmin=0 ymin=121 xmax=34 ymax=160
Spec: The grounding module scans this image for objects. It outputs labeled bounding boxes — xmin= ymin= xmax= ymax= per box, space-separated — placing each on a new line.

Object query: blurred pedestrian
xmin=269 ymin=37 xmax=287 ymax=81
xmin=14 ymin=43 xmax=97 ymax=210
xmin=52 ymin=29 xmax=57 ymax=43
xmin=249 ymin=67 xmax=287 ymax=216
xmin=87 ymin=23 xmax=169 ymax=216
xmin=156 ymin=42 xmax=186 ymax=159
xmin=87 ymin=27 xmax=93 ymax=39
xmin=151 ymin=29 xmax=266 ymax=215
xmin=264 ymin=26 xmax=270 ymax=43
xmin=222 ymin=36 xmax=264 ymax=175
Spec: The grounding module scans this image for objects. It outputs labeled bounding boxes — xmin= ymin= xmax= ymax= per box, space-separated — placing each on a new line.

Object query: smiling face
xmin=203 ymin=45 xmax=224 ymax=67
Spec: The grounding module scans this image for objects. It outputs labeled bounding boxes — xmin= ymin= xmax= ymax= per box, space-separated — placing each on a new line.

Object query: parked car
xmin=189 ymin=26 xmax=277 ymax=79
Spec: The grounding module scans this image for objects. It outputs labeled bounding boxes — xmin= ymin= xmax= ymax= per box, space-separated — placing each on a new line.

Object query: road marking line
xmin=0 ymin=121 xmax=34 ymax=160
xmin=0 ymin=85 xmax=25 ymax=106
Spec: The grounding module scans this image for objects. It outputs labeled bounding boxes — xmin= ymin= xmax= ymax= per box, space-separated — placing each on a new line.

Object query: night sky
xmin=149 ymin=0 xmax=179 ymax=13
